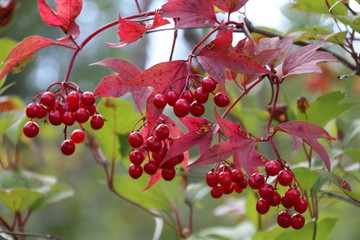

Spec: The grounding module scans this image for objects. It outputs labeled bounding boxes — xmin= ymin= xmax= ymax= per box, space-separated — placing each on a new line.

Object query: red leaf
xmin=0 ymin=36 xmax=65 ymax=81
xmin=282 ymin=44 xmax=338 ymax=78
xmin=142 ymin=170 xmax=162 ymax=191
xmin=274 ymin=121 xmax=336 ymax=171
xmin=90 ymin=58 xmax=142 ymax=79
xmin=213 ymin=0 xmax=248 ymax=13
xmin=160 ymin=0 xmax=217 ymax=29
xmin=197 ymin=28 xmax=274 ymax=91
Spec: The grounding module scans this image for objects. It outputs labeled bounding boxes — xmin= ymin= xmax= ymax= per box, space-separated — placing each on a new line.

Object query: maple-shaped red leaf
xmin=213 ymin=0 xmax=248 ymax=13
xmin=274 ymin=121 xmax=336 ymax=171
xmin=160 ymin=0 xmax=217 ymax=29
xmin=37 ymin=0 xmax=82 ymax=40
xmin=161 ymin=117 xmax=219 ymax=167
xmin=90 ymin=58 xmax=142 ymax=79
xmin=197 ymin=28 xmax=274 ymax=91
xmin=282 ymin=44 xmax=338 ymax=78
xmin=0 ymin=36 xmax=67 ymax=82
xmin=117 ymin=12 xmax=170 ymax=44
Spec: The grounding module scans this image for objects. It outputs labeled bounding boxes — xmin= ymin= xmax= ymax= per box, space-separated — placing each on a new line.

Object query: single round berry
xmin=173 ymin=98 xmax=190 ymax=118
xmin=144 ymin=161 xmax=159 ymax=175
xmin=214 ymin=92 xmax=230 ymax=107
xmin=206 ymin=171 xmax=220 ymax=187
xmin=218 ymin=164 xmax=231 ymax=173
xmin=237 ymin=177 xmax=248 ymax=189
xmin=154 ymin=124 xmax=170 ymax=140
xmin=223 ymin=184 xmax=234 ymax=195
xmin=210 ymin=185 xmax=224 ymax=198
xmin=166 ymin=90 xmax=179 ymax=106
xmin=23 ymin=121 xmax=39 ymax=138
xmin=201 ymin=77 xmax=217 ymax=93
xmin=62 ymin=111 xmax=76 ymax=126
xmin=37 ymin=105 xmax=47 ymax=119
xmin=128 ymin=164 xmax=143 ymax=179
xmin=162 ymin=167 xmax=176 ymax=181
xmin=284 ymin=188 xmax=300 ymax=205
xmin=146 ymin=136 xmax=162 ymax=152
xmin=26 ymin=103 xmax=40 ymax=119
xmin=281 ymin=195 xmax=294 ymax=209
xmin=182 ymin=89 xmax=194 ymax=103
xmin=269 ymin=191 xmax=281 ymax=206
xmin=256 ymin=198 xmax=271 ymax=214
xmin=84 ymin=104 xmax=96 ymax=116
xmin=294 ymin=198 xmax=308 ymax=214
xmin=231 ymin=169 xmax=244 ymax=183
xmin=194 ymin=87 xmax=209 ymax=103
xmin=233 ymin=184 xmax=243 ymax=194
xmin=152 ymin=147 xmax=167 ymax=161
xmin=248 ymin=173 xmax=265 ymax=189
xmin=90 ymin=114 xmax=105 ymax=130
xmin=60 ymin=140 xmax=75 ymax=155
xmin=129 ymin=149 xmax=145 ymax=165
xmin=54 ymin=102 xmax=66 ymax=114
xmin=48 ymin=110 xmax=63 ymax=126
xmin=277 ymin=211 xmax=291 ymax=228
xmin=278 ymin=169 xmax=293 ymax=186
xmin=258 ymin=183 xmax=275 ymax=200
xmin=75 ymin=108 xmax=90 ymax=123
xmin=290 ymin=213 xmax=305 ymax=229
xmin=40 ymin=91 xmax=56 ymax=107
xmin=70 ymin=129 xmax=86 ymax=144
xmin=265 ymin=160 xmax=282 ymax=176
xmin=162 ymin=156 xmax=180 ymax=169
xmin=66 ymin=91 xmax=80 ymax=108
xmin=153 ymin=93 xmax=167 ymax=109
xmin=190 ymin=101 xmax=205 ymax=117
xmin=128 ymin=132 xmax=143 ymax=148
xmin=81 ymin=91 xmax=96 ymax=106
xmin=219 ymin=171 xmax=232 ymax=186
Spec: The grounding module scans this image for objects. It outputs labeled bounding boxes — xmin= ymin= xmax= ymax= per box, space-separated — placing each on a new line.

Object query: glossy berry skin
xmin=210 ymin=185 xmax=224 ymax=198
xmin=23 ymin=121 xmax=39 ymax=138
xmin=231 ymin=169 xmax=244 ymax=183
xmin=48 ymin=110 xmax=63 ymax=126
xmin=237 ymin=177 xmax=248 ymax=189
xmin=219 ymin=171 xmax=232 ymax=186
xmin=201 ymin=77 xmax=216 ymax=93
xmin=278 ymin=169 xmax=293 ymax=186
xmin=128 ymin=132 xmax=143 ymax=148
xmin=90 ymin=114 xmax=105 ymax=130
xmin=248 ymin=173 xmax=265 ymax=189
xmin=129 ymin=150 xmax=145 ymax=165
xmin=258 ymin=183 xmax=275 ymax=200
xmin=206 ymin=171 xmax=219 ymax=187
xmin=281 ymin=195 xmax=294 ymax=208
xmin=26 ymin=103 xmax=40 ymax=119
xmin=284 ymin=188 xmax=300 ymax=205
xmin=214 ymin=92 xmax=230 ymax=107
xmin=265 ymin=160 xmax=282 ymax=176
xmin=62 ymin=111 xmax=76 ymax=126
xmin=269 ymin=191 xmax=281 ymax=206
xmin=84 ymin=104 xmax=96 ymax=116
xmin=154 ymin=124 xmax=170 ymax=140
xmin=128 ymin=164 xmax=143 ymax=179
xmin=153 ymin=93 xmax=167 ymax=109
xmin=152 ymin=148 xmax=167 ymax=161
xmin=75 ymin=108 xmax=90 ymax=123
xmin=66 ymin=91 xmax=80 ymax=107
xmin=190 ymin=101 xmax=205 ymax=117
xmin=256 ymin=198 xmax=270 ymax=214
xmin=194 ymin=87 xmax=209 ymax=103
xmin=166 ymin=90 xmax=179 ymax=106
xmin=173 ymin=98 xmax=190 ymax=118
xmin=144 ymin=161 xmax=159 ymax=175
xmin=37 ymin=105 xmax=47 ymax=119
xmin=182 ymin=89 xmax=194 ymax=103
xmin=223 ymin=184 xmax=234 ymax=195
xmin=81 ymin=91 xmax=96 ymax=106
xmin=146 ymin=136 xmax=162 ymax=152
xmin=290 ymin=213 xmax=305 ymax=229
xmin=70 ymin=129 xmax=86 ymax=144
xmin=233 ymin=184 xmax=243 ymax=194
xmin=40 ymin=91 xmax=56 ymax=106
xmin=162 ymin=167 xmax=176 ymax=181
xmin=294 ymin=198 xmax=308 ymax=214
xmin=60 ymin=140 xmax=76 ymax=155
xmin=277 ymin=211 xmax=291 ymax=228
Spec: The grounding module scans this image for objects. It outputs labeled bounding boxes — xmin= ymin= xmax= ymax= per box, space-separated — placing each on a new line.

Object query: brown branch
xmin=0 ymin=231 xmax=62 ymax=240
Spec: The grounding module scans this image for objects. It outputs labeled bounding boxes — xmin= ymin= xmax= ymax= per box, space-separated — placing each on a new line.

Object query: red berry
xmin=258 ymin=183 xmax=275 ymax=200
xmin=162 ymin=156 xmax=180 ymax=169
xmin=54 ymin=102 xmax=66 ymax=114
xmin=182 ymin=89 xmax=194 ymax=103
xmin=129 ymin=149 xmax=145 ymax=165
xmin=153 ymin=93 xmax=167 ymax=109
xmin=278 ymin=170 xmax=293 ymax=186
xmin=194 ymin=87 xmax=209 ymax=103
xmin=210 ymin=185 xmax=224 ymax=198
xmin=146 ymin=136 xmax=162 ymax=152
xmin=231 ymin=169 xmax=244 ymax=183
xmin=83 ymin=104 xmax=96 ymax=116
xmin=90 ymin=114 xmax=105 ymax=130
xmin=294 ymin=198 xmax=308 ymax=214
xmin=265 ymin=160 xmax=282 ymax=176
xmin=269 ymin=191 xmax=281 ymax=206
xmin=128 ymin=164 xmax=143 ymax=179
xmin=60 ymin=140 xmax=75 ymax=155
xmin=201 ymin=77 xmax=217 ymax=93
xmin=40 ymin=91 xmax=56 ymax=107
xmin=284 ymin=188 xmax=300 ymax=205
xmin=206 ymin=171 xmax=219 ymax=187
xmin=26 ymin=103 xmax=40 ymax=119
xmin=48 ymin=110 xmax=63 ymax=126
xmin=81 ymin=91 xmax=96 ymax=106
xmin=66 ymin=91 xmax=80 ymax=107
xmin=248 ymin=173 xmax=265 ymax=189
xmin=219 ymin=171 xmax=232 ymax=186
xmin=166 ymin=90 xmax=179 ymax=106
xmin=154 ymin=124 xmax=170 ymax=140
xmin=62 ymin=111 xmax=76 ymax=126
xmin=161 ymin=167 xmax=176 ymax=181
xmin=277 ymin=211 xmax=291 ymax=228
xmin=233 ymin=184 xmax=243 ymax=194
xmin=223 ymin=184 xmax=234 ymax=195
xmin=237 ymin=177 xmax=248 ymax=189
xmin=290 ymin=213 xmax=305 ymax=229
xmin=75 ymin=108 xmax=90 ymax=123
xmin=190 ymin=101 xmax=205 ymax=117
xmin=23 ymin=121 xmax=39 ymax=138
xmin=70 ymin=129 xmax=86 ymax=144
xmin=128 ymin=132 xmax=143 ymax=148
xmin=173 ymin=98 xmax=190 ymax=117
xmin=144 ymin=161 xmax=159 ymax=175
xmin=256 ymin=198 xmax=270 ymax=214
xmin=152 ymin=147 xmax=167 ymax=161
xmin=37 ymin=105 xmax=47 ymax=119
xmin=218 ymin=164 xmax=231 ymax=173
xmin=214 ymin=92 xmax=230 ymax=107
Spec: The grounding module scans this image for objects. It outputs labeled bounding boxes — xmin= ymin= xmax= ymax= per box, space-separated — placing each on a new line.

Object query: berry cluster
xmin=153 ymin=77 xmax=230 ymax=118
xmin=128 ymin=122 xmax=184 ymax=180
xmin=23 ymin=84 xmax=105 ymax=155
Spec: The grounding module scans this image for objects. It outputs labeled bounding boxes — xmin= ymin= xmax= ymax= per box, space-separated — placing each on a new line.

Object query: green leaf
xmin=253 ymin=227 xmax=286 ymax=240
xmin=186 ymin=183 xmax=209 ymax=206
xmin=31 ymin=183 xmax=74 ymax=210
xmin=297 ymin=91 xmax=356 ymax=127
xmin=325 ymin=31 xmax=347 ymax=44
xmin=0 ymin=38 xmax=17 ymax=85
xmin=314 ymin=218 xmax=338 ymax=240
xmin=292 ymin=167 xmax=320 ymax=191
xmin=0 ymin=187 xmax=43 ymax=212
xmin=290 ymin=0 xmax=347 ymax=15
xmin=0 ymin=113 xmax=15 ymax=138
xmin=245 ymin=191 xmax=258 ymax=228
xmin=344 ymin=149 xmax=360 ymax=163
xmin=337 ymin=118 xmax=360 ymax=145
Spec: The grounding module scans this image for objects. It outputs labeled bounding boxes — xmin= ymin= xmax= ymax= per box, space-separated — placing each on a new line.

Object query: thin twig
xmin=0 ymin=231 xmax=62 ymax=240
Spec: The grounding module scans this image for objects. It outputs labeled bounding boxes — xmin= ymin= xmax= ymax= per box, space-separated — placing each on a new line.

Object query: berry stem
xmin=134 ymin=0 xmax=142 ymax=13
xmin=169 ymin=28 xmax=178 ymax=61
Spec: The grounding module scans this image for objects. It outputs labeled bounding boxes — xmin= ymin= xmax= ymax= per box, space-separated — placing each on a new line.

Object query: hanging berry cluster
xmin=23 ymin=82 xmax=105 ymax=155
